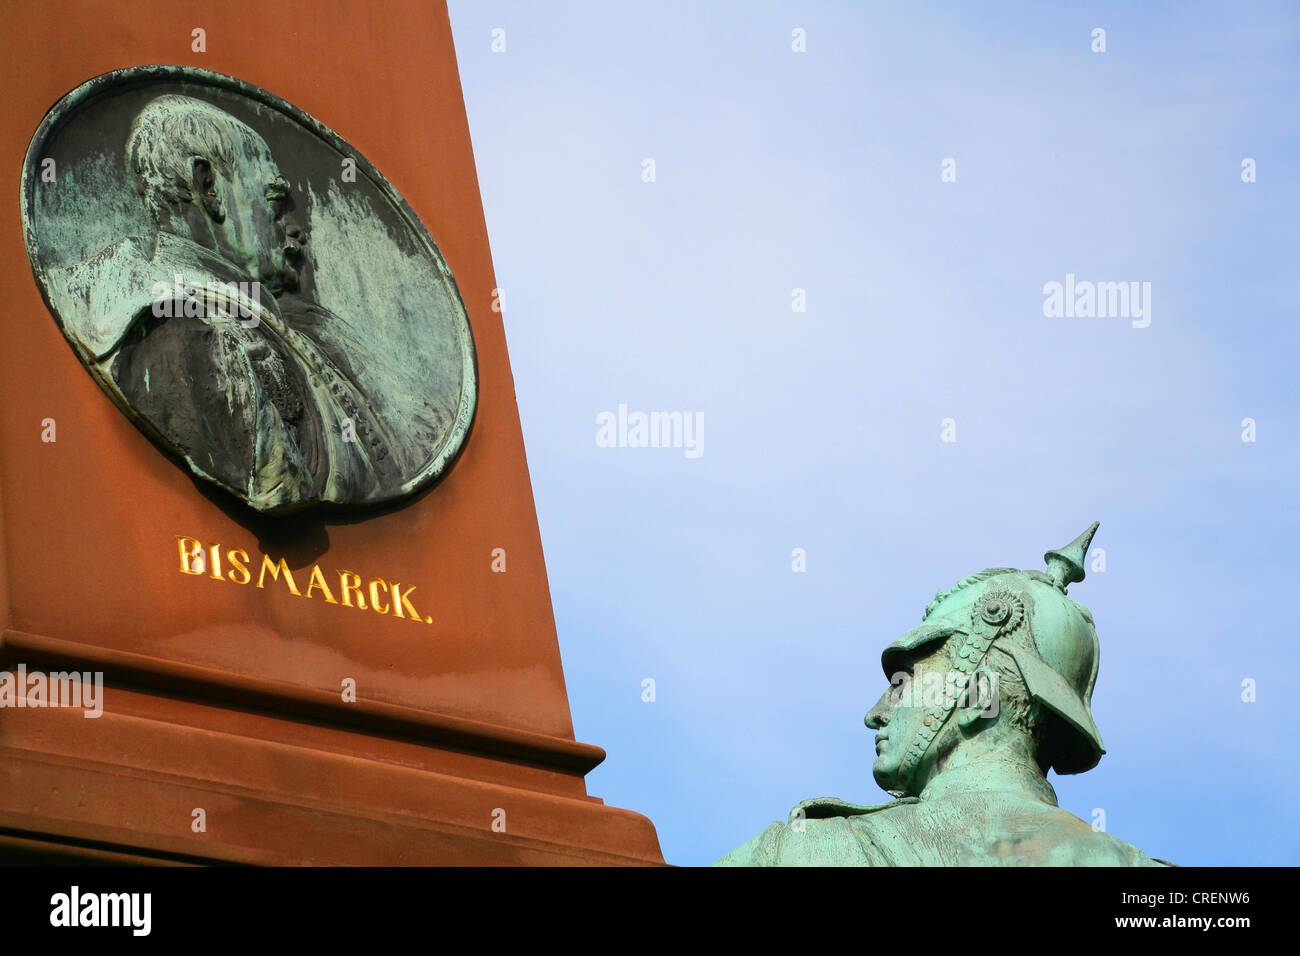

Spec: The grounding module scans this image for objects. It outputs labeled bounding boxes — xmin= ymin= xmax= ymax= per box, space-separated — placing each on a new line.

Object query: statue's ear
xmin=956 ymin=704 xmax=986 ymax=730
xmin=191 ymin=157 xmax=224 ymax=222
xmin=955 ymin=669 xmax=1000 ymax=731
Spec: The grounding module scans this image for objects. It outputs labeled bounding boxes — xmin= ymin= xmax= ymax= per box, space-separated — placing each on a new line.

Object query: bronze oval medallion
xmin=22 ymin=65 xmax=477 ymax=515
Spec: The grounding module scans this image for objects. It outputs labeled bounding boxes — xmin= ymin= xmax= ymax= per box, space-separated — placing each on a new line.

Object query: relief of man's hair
xmin=125 ymin=94 xmax=263 ymax=222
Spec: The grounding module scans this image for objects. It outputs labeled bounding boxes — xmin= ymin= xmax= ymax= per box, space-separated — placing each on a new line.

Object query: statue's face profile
xmin=864 ymin=646 xmax=948 ymax=795
xmin=175 ymin=118 xmax=303 ymax=296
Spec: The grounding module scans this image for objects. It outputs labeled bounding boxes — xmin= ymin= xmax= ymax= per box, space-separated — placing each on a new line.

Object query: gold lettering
xmin=257 ymin=554 xmax=302 ymax=595
xmin=177 ymin=536 xmax=204 ymax=575
xmin=390 ymin=581 xmax=421 ymax=622
xmin=305 ymin=564 xmax=338 ymax=604
xmin=368 ymin=578 xmax=390 ymax=615
xmin=175 ymin=534 xmax=432 ymax=621
xmin=338 ymin=571 xmax=367 ymax=609
xmin=226 ymin=548 xmax=251 ymax=585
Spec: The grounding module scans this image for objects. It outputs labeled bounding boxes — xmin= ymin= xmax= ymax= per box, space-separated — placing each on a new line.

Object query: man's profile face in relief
xmin=128 ymin=94 xmax=307 ymax=296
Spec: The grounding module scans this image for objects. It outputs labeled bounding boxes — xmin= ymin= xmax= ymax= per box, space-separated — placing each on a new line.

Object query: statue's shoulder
xmin=952 ymin=793 xmax=1171 ymax=866
xmin=789 ymin=795 xmax=917 ymax=821
xmin=712 ymin=797 xmax=916 ymax=866
xmin=1032 ymin=803 xmax=1172 ymax=866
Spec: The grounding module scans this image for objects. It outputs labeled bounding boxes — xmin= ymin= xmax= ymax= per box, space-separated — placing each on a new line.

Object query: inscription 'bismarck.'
xmin=176 ymin=535 xmax=433 ymax=624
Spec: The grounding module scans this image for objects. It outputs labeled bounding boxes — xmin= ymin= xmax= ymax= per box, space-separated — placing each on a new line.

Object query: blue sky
xmin=447 ymin=1 xmax=1299 ymax=865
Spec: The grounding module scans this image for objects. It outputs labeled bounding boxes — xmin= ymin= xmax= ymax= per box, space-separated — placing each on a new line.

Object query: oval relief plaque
xmin=21 ymin=66 xmax=477 ymax=514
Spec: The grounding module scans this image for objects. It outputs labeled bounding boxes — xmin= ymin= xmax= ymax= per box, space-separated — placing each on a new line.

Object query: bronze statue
xmin=716 ymin=523 xmax=1171 ymax=866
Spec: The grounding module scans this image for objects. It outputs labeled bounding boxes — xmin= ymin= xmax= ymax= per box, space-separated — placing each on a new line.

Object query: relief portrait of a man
xmin=24 ymin=69 xmax=477 ymax=515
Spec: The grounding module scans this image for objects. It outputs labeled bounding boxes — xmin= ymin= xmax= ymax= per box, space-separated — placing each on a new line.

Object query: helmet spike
xmin=1044 ymin=521 xmax=1100 ymax=592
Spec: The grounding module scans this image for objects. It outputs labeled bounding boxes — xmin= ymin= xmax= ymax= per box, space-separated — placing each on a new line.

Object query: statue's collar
xmin=51 ymin=232 xmax=277 ymax=360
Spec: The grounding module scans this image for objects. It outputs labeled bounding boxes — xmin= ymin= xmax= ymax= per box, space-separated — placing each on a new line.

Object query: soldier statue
xmin=716 ymin=523 xmax=1171 ymax=866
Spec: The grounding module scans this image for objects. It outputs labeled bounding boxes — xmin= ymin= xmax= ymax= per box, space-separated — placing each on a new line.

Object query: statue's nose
xmin=864 ymin=698 xmax=889 ymax=730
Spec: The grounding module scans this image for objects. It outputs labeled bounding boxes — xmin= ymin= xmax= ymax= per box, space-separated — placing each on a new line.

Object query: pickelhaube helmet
xmin=880 ymin=522 xmax=1106 ymax=776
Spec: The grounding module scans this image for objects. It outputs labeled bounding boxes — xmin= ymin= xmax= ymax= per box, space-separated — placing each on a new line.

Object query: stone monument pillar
xmin=0 ymin=0 xmax=663 ymax=865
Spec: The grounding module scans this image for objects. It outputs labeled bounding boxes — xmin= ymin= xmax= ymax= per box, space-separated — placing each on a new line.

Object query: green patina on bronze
xmin=21 ymin=66 xmax=477 ymax=514
xmin=717 ymin=523 xmax=1173 ymax=866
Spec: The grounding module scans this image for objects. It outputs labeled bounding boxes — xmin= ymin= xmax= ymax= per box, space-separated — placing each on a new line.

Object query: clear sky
xmin=448 ymin=1 xmax=1299 ymax=866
